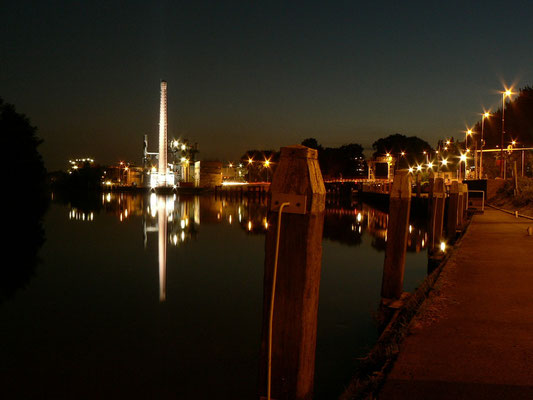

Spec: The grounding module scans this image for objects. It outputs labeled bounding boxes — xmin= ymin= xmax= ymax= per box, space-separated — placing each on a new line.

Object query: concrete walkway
xmin=379 ymin=208 xmax=533 ymax=399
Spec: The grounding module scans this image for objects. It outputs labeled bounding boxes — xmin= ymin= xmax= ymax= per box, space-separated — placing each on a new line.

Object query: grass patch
xmin=490 ymin=177 xmax=533 ymax=216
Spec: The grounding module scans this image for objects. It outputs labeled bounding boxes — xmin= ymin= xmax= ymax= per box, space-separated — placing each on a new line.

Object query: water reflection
xmin=2 ymin=200 xmax=48 ymax=304
xmin=60 ymin=192 xmax=428 ymax=306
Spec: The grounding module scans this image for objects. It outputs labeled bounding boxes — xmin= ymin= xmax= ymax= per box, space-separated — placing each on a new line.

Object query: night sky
xmin=2 ymin=1 xmax=532 ymax=170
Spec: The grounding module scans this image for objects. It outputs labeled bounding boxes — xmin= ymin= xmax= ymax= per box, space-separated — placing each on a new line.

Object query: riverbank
xmin=377 ymin=208 xmax=533 ymax=399
xmin=488 ymin=177 xmax=533 ymax=217
xmin=339 ymin=216 xmax=469 ymax=400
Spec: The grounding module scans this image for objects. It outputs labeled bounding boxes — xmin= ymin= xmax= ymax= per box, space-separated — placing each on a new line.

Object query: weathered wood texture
xmin=269 ymin=145 xmax=326 ymax=212
xmin=447 ymin=181 xmax=460 ymax=238
xmin=457 ymin=183 xmax=466 ymax=228
xmin=381 ymin=170 xmax=411 ymax=300
xmin=259 ymin=145 xmax=326 ymax=400
xmin=428 ymin=177 xmax=445 ymax=254
xmin=463 ymin=183 xmax=469 ymax=217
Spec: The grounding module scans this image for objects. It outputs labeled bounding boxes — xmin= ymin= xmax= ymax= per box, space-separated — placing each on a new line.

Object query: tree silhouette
xmin=372 ymin=133 xmax=433 ymax=169
xmin=1 ymin=98 xmax=48 ymax=303
xmin=300 ymin=138 xmax=366 ymax=179
xmin=471 ymin=86 xmax=533 ymax=177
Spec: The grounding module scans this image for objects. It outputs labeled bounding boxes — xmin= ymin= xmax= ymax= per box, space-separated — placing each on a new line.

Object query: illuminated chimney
xmin=158 ymin=80 xmax=168 ymax=184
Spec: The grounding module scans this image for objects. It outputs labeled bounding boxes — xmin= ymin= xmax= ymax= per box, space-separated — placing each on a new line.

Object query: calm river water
xmin=1 ymin=192 xmax=429 ymax=399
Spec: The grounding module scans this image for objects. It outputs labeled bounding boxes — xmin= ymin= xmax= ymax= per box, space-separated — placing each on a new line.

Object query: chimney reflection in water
xmin=158 ymin=196 xmax=167 ymax=302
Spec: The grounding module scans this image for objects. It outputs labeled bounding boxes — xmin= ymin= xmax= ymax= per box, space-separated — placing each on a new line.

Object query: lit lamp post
xmin=247 ymin=157 xmax=254 ymax=182
xmin=440 ymin=158 xmax=447 ymax=176
xmin=459 ymin=153 xmax=467 ymax=180
xmin=465 ymin=129 xmax=472 ymax=179
xmin=386 ymin=153 xmax=393 ymax=179
xmin=264 ymin=159 xmax=271 ymax=182
xmin=500 ymin=88 xmax=513 ymax=178
xmin=480 ymin=111 xmax=490 ymax=179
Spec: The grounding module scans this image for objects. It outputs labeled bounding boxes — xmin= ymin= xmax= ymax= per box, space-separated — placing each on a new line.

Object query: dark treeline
xmin=301 ymin=138 xmax=367 ymax=179
xmin=372 ymin=134 xmax=433 ymax=169
xmin=49 ymin=162 xmax=105 ymax=191
xmin=1 ymin=98 xmax=49 ymax=303
xmin=239 ymin=149 xmax=280 ymax=182
xmin=471 ymin=86 xmax=533 ymax=177
xmin=474 ymin=86 xmax=533 ymax=148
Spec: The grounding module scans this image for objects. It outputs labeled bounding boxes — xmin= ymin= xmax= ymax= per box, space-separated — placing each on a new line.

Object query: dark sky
xmin=2 ymin=1 xmax=532 ymax=170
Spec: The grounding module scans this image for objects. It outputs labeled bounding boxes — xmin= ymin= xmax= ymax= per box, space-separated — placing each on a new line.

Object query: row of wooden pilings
xmin=257 ymin=146 xmax=471 ymax=400
xmin=214 ymin=183 xmax=269 ymax=202
xmin=381 ymin=171 xmax=469 ymax=300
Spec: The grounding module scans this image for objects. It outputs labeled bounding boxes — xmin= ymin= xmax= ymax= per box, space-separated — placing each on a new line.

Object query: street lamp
xmin=500 ymin=88 xmax=513 ymax=178
xmin=479 ymin=111 xmax=490 ymax=179
xmin=465 ymin=129 xmax=472 ymax=179
xmin=459 ymin=153 xmax=467 ymax=180
xmin=264 ymin=159 xmax=271 ymax=182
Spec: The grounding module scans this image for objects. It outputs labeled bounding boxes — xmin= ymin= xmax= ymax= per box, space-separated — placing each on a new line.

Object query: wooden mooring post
xmin=463 ymin=183 xmax=469 ymax=215
xmin=428 ymin=177 xmax=446 ymax=257
xmin=446 ymin=181 xmax=460 ymax=240
xmin=457 ymin=183 xmax=466 ymax=229
xmin=381 ymin=170 xmax=411 ymax=301
xmin=258 ymin=145 xmax=326 ymax=400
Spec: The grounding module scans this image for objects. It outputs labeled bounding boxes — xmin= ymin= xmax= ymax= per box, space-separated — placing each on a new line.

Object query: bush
xmin=495 ymin=177 xmax=533 ymax=207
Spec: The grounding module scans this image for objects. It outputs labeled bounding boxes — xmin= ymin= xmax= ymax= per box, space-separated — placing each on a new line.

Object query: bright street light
xmin=465 ymin=128 xmax=473 ymax=178
xmin=479 ymin=111 xmax=491 ymax=179
xmin=501 ymin=87 xmax=514 ymax=178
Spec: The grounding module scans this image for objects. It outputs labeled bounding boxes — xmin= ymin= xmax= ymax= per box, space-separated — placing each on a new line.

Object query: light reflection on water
xmin=2 ymin=192 xmax=428 ymax=399
xmin=72 ymin=192 xmax=429 ymax=396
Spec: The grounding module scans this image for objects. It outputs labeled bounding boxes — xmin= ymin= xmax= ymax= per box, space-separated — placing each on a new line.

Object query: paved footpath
xmin=379 ymin=208 xmax=533 ymax=399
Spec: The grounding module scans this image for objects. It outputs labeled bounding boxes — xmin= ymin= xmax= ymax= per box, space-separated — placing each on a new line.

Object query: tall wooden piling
xmin=259 ymin=145 xmax=326 ymax=400
xmin=446 ymin=181 xmax=460 ymax=239
xmin=463 ymin=183 xmax=469 ymax=216
xmin=428 ymin=177 xmax=445 ymax=255
xmin=381 ymin=170 xmax=411 ymax=300
xmin=457 ymin=183 xmax=467 ymax=228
